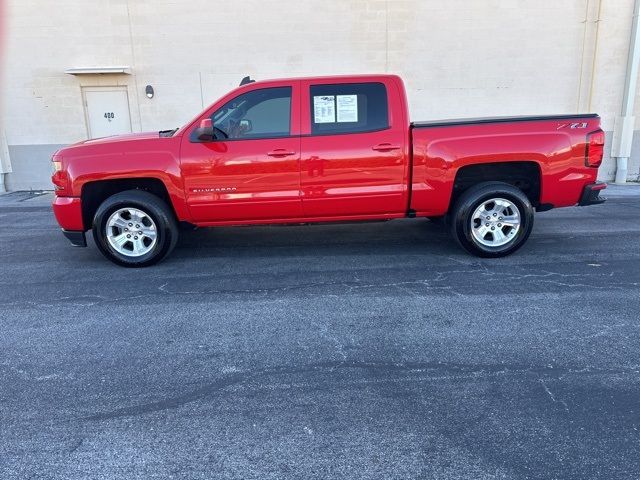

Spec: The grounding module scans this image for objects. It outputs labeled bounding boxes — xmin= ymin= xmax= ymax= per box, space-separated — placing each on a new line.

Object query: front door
xmin=180 ymin=84 xmax=302 ymax=223
xmin=300 ymin=80 xmax=408 ymax=217
xmin=82 ymin=87 xmax=132 ymax=139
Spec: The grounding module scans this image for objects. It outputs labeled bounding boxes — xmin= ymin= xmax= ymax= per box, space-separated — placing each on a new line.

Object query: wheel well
xmin=81 ymin=178 xmax=174 ymax=229
xmin=451 ymin=162 xmax=541 ymax=207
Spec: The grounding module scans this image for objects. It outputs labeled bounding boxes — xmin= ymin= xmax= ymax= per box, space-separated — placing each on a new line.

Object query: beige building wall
xmin=1 ymin=0 xmax=639 ymax=190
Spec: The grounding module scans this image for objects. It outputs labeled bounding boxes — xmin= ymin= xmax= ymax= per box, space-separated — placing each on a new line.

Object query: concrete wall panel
xmin=2 ymin=0 xmax=638 ymax=189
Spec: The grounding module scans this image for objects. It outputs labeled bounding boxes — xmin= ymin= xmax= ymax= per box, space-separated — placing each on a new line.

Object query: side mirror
xmin=239 ymin=119 xmax=253 ymax=134
xmin=194 ymin=118 xmax=215 ymax=141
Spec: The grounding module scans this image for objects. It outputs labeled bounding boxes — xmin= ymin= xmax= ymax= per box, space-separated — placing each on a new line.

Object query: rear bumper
xmin=62 ymin=230 xmax=87 ymax=247
xmin=52 ymin=196 xmax=84 ymax=231
xmin=578 ymin=181 xmax=607 ymax=206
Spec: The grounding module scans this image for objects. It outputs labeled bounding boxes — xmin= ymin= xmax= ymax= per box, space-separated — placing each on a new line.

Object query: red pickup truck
xmin=51 ymin=74 xmax=606 ymax=267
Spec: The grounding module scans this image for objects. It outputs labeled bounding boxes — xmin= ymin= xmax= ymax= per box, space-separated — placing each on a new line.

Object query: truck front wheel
xmin=449 ymin=182 xmax=534 ymax=258
xmin=92 ymin=190 xmax=178 ymax=267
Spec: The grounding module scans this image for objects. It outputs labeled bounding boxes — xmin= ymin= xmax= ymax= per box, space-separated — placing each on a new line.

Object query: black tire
xmin=92 ymin=190 xmax=178 ymax=267
xmin=449 ymin=182 xmax=534 ymax=258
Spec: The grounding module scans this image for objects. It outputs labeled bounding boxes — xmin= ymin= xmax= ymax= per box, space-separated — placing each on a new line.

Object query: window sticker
xmin=337 ymin=95 xmax=358 ymax=122
xmin=313 ymin=95 xmax=335 ymax=123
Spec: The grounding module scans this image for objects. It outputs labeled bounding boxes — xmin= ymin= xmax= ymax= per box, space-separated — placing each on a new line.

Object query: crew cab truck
xmin=51 ymin=74 xmax=606 ymax=267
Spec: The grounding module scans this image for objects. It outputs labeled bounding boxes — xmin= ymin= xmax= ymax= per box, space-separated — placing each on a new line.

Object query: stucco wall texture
xmin=2 ymin=0 xmax=639 ymax=190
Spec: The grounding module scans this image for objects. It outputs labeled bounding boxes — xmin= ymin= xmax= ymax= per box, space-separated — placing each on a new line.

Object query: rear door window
xmin=309 ymin=82 xmax=389 ymax=135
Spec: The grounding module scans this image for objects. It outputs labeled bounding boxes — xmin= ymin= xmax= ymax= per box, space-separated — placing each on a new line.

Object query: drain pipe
xmin=613 ymin=0 xmax=640 ymax=184
xmin=0 ymin=129 xmax=10 ymax=193
xmin=0 ymin=0 xmax=11 ymax=193
xmin=0 ymin=3 xmax=7 ymax=193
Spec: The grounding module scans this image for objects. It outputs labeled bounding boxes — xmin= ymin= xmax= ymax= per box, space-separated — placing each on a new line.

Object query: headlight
xmin=51 ymin=156 xmax=68 ymax=191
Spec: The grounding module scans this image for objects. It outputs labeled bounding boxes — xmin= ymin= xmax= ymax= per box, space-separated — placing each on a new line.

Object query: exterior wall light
xmin=145 ymin=85 xmax=154 ymax=99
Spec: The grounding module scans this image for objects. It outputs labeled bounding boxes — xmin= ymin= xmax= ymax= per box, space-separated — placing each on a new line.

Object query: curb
xmin=605 ymin=184 xmax=640 ymax=198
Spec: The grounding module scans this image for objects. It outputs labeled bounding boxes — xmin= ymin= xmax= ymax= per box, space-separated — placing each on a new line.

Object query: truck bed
xmin=408 ymin=113 xmax=602 ymax=216
xmin=411 ymin=113 xmax=599 ymax=129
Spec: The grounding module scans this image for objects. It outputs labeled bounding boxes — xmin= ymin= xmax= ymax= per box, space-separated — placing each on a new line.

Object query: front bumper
xmin=52 ymin=196 xmax=87 ymax=247
xmin=52 ymin=196 xmax=84 ymax=230
xmin=578 ymin=182 xmax=607 ymax=206
xmin=62 ymin=230 xmax=87 ymax=247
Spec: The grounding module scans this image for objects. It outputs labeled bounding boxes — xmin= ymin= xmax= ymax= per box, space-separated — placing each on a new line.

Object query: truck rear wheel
xmin=449 ymin=182 xmax=534 ymax=257
xmin=92 ymin=190 xmax=178 ymax=267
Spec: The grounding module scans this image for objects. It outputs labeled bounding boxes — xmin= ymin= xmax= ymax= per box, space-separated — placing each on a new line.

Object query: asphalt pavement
xmin=1 ymin=186 xmax=639 ymax=480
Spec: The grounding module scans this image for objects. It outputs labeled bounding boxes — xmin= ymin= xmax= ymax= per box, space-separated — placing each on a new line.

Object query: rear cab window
xmin=309 ymin=82 xmax=389 ymax=135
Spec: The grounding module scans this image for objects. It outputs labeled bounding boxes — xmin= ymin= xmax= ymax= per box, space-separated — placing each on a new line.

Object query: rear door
xmin=299 ymin=78 xmax=408 ymax=218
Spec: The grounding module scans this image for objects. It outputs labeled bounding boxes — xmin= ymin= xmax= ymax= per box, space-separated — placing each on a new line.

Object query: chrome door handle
xmin=267 ymin=149 xmax=296 ymax=157
xmin=372 ymin=143 xmax=401 ymax=152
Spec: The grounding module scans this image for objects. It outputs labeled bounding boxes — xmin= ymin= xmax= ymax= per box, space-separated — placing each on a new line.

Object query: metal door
xmin=82 ymin=87 xmax=132 ymax=139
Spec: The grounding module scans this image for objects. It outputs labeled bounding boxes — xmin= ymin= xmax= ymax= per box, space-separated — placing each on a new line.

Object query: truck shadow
xmin=172 ymin=218 xmax=457 ymax=260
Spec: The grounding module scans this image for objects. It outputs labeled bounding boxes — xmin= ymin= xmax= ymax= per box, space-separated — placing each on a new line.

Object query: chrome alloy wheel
xmin=470 ymin=198 xmax=521 ymax=247
xmin=106 ymin=207 xmax=157 ymax=257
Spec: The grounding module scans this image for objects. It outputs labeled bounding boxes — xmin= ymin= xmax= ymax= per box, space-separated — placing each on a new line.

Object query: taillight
xmin=585 ymin=129 xmax=605 ymax=168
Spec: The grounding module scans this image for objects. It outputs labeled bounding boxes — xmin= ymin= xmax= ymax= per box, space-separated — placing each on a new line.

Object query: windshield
xmin=158 ymin=128 xmax=178 ymax=138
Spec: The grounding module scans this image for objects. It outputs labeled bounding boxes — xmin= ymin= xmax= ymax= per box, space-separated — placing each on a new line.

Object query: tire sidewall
xmin=93 ymin=194 xmax=175 ymax=267
xmin=453 ymin=185 xmax=534 ymax=257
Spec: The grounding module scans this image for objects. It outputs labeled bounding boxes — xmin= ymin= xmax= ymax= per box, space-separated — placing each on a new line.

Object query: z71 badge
xmin=557 ymin=122 xmax=588 ymax=130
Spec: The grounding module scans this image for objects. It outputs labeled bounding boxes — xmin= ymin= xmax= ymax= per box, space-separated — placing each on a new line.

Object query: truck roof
xmin=246 ymin=73 xmax=401 ymax=85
